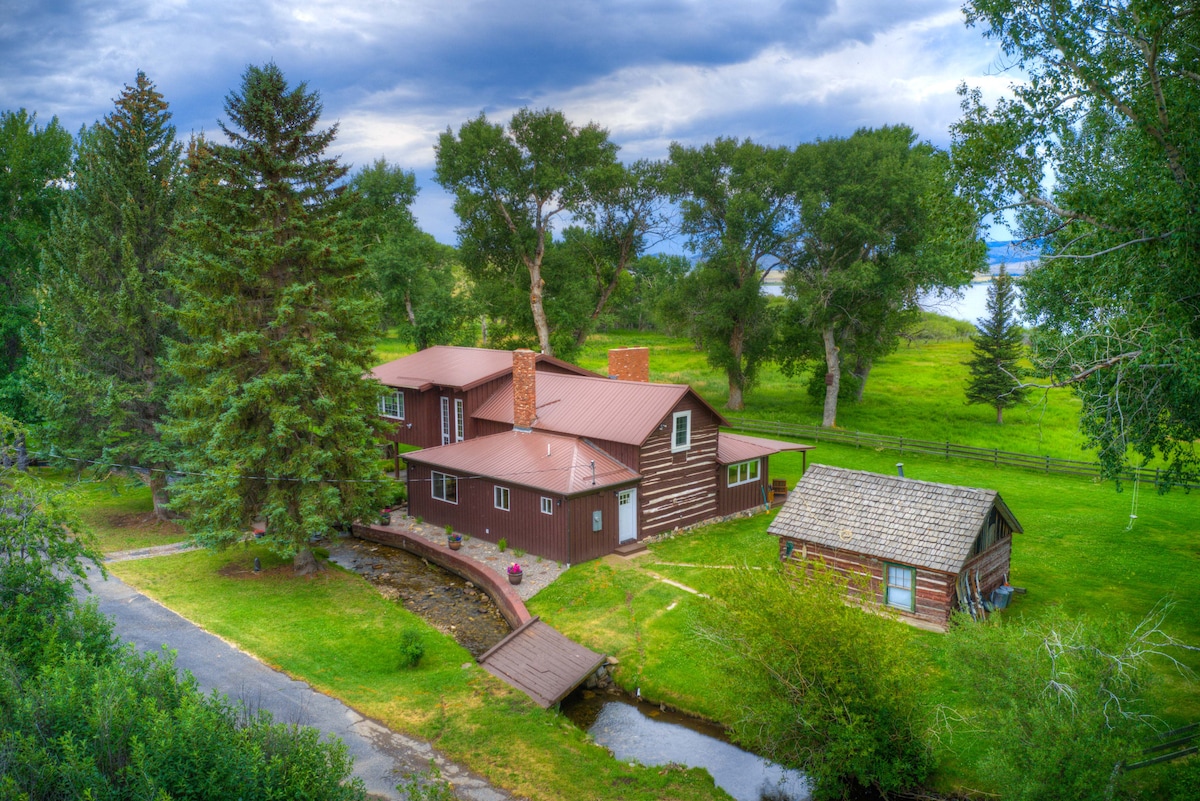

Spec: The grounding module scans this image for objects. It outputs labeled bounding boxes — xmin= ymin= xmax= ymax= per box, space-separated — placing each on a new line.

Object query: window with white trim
xmin=455 ymin=398 xmax=465 ymax=442
xmin=885 ymin=563 xmax=915 ymax=611
xmin=671 ymin=410 xmax=691 ymax=452
xmin=431 ymin=472 xmax=458 ymax=504
xmin=540 ymin=496 xmax=553 ymax=515
xmin=379 ymin=389 xmax=404 ymax=419
xmin=494 ymin=485 xmax=510 ymax=511
xmin=726 ymin=458 xmax=761 ymax=487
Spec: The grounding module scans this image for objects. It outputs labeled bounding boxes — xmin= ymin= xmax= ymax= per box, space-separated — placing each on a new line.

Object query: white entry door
xmin=618 ymin=489 xmax=637 ymax=543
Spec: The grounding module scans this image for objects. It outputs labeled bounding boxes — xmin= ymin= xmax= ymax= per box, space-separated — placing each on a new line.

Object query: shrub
xmin=497 ymin=537 xmax=507 ymax=552
xmin=397 ymin=626 xmax=425 ymax=669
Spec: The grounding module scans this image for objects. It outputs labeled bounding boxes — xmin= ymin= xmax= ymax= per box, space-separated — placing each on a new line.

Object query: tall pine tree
xmin=167 ymin=64 xmax=383 ymax=574
xmin=965 ymin=264 xmax=1028 ymax=423
xmin=35 ymin=72 xmax=181 ymax=516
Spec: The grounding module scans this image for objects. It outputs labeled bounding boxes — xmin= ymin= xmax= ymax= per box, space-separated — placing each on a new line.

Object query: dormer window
xmin=379 ymin=389 xmax=404 ymax=419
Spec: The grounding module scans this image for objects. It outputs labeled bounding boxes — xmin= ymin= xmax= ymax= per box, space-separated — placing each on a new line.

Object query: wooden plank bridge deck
xmin=478 ymin=616 xmax=607 ymax=708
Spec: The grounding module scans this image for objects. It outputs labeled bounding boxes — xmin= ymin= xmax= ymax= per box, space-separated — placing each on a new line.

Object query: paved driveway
xmin=80 ymin=561 xmax=510 ymax=801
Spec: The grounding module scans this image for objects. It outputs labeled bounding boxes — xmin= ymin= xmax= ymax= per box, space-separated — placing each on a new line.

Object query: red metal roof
xmin=402 ymin=430 xmax=639 ymax=496
xmin=370 ymin=346 xmax=595 ymax=391
xmin=473 ymin=372 xmax=730 ymax=445
xmin=717 ymin=432 xmax=815 ymax=464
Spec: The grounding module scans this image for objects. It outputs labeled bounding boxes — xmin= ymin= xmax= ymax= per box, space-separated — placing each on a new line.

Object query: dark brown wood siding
xmin=637 ymin=395 xmax=720 ymax=536
xmin=716 ymin=456 xmax=771 ymax=517
xmin=406 ymin=463 xmax=626 ymax=564
xmin=957 ymin=537 xmax=1012 ymax=609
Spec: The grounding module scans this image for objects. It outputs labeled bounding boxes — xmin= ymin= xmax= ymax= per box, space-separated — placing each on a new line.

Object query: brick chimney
xmin=608 ymin=347 xmax=649 ymax=382
xmin=513 ymin=349 xmax=537 ymax=430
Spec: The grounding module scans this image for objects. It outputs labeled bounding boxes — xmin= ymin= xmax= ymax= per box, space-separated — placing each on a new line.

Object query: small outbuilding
xmin=768 ymin=464 xmax=1021 ymax=631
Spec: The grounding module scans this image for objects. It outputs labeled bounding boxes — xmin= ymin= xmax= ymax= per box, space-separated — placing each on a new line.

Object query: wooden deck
xmin=478 ymin=616 xmax=607 ymax=708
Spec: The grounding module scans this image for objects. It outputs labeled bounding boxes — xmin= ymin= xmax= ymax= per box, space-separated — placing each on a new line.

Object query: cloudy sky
xmin=2 ymin=0 xmax=1012 ymax=244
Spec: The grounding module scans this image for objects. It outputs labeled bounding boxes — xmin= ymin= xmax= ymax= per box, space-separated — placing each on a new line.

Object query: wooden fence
xmin=726 ymin=417 xmax=1189 ymax=489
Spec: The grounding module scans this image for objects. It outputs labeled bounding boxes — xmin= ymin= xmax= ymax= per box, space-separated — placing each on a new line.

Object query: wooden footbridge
xmin=354 ymin=523 xmax=606 ymax=708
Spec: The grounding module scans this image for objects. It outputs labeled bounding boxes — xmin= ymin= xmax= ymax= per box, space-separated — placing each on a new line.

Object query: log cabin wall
xmin=956 ymin=537 xmax=1013 ymax=610
xmin=637 ymin=395 xmax=720 ymax=536
xmin=778 ymin=538 xmax=958 ymax=629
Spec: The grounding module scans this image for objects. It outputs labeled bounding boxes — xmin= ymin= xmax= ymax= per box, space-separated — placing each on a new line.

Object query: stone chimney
xmin=608 ymin=347 xmax=650 ymax=382
xmin=513 ymin=349 xmax=537 ymax=430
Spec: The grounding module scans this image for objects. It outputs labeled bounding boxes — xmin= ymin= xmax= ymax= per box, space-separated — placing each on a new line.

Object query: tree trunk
xmin=528 ymin=260 xmax=553 ymax=356
xmin=293 ymin=546 xmax=323 ymax=576
xmin=725 ymin=322 xmax=746 ymax=411
xmin=821 ymin=326 xmax=840 ymax=428
xmin=15 ymin=432 xmax=28 ymax=471
xmin=852 ymin=358 xmax=873 ymax=403
xmin=996 ymin=405 xmax=1004 ymax=425
xmin=149 ymin=470 xmax=174 ymax=521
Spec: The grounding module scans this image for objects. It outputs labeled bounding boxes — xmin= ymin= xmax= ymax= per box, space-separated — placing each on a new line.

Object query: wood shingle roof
xmin=768 ymin=464 xmax=1022 ymax=574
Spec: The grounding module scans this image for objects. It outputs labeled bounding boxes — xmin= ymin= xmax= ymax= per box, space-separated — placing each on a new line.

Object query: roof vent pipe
xmin=591 ymin=460 xmax=596 ymax=486
xmin=896 ymin=463 xmax=904 ymax=478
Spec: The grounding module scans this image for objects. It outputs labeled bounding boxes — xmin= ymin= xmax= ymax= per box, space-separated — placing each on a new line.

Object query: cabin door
xmin=618 ymin=489 xmax=637 ymax=543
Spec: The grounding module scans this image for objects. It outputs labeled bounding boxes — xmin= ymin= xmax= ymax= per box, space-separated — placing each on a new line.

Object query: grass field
xmin=68 ymin=321 xmax=1197 ymax=798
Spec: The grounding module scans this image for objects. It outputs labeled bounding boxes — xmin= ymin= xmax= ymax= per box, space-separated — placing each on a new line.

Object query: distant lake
xmin=763 ymin=278 xmax=1023 ymax=325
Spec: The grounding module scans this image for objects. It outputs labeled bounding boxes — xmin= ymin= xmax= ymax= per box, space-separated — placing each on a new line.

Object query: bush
xmin=497 ymin=537 xmax=507 ymax=552
xmin=693 ymin=562 xmax=932 ymax=799
xmin=397 ymin=626 xmax=425 ymax=669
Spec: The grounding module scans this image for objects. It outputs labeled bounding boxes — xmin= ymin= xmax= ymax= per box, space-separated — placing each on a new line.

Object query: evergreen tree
xmin=166 ymin=63 xmax=383 ymax=575
xmin=965 ymin=264 xmax=1027 ymax=423
xmin=35 ymin=72 xmax=181 ymax=516
xmin=0 ymin=110 xmax=72 ymax=467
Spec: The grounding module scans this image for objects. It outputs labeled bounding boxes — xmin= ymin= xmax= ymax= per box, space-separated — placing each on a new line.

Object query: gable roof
xmin=768 ymin=464 xmax=1022 ymax=574
xmin=717 ymin=432 xmax=815 ymax=464
xmin=370 ymin=346 xmax=596 ymax=392
xmin=402 ymin=430 xmax=639 ymax=497
xmin=472 ymin=372 xmax=731 ymax=446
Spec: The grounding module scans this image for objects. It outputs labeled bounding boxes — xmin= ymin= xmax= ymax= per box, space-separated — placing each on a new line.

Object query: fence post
xmin=945 ymin=442 xmax=950 ymax=461
xmin=1046 ymin=455 xmax=1050 ymax=473
xmin=899 ymin=436 xmax=904 ymax=455
xmin=994 ymin=449 xmax=998 ymax=465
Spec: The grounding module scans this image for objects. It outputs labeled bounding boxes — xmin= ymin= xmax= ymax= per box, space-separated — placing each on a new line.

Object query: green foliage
xmin=608 ymin=253 xmax=691 ymax=332
xmin=435 ymin=107 xmax=619 ymax=357
xmin=964 ymin=265 xmax=1028 ymax=422
xmin=693 ymin=563 xmax=932 ymax=799
xmin=952 ymin=1 xmax=1200 ymax=486
xmin=943 ymin=604 xmax=1196 ymax=801
xmin=497 ymin=537 xmax=507 ymax=552
xmin=165 ymin=64 xmax=383 ymax=572
xmin=397 ymin=626 xmax=426 ymax=669
xmin=665 ymin=137 xmax=794 ymax=410
xmin=0 ymin=109 xmax=72 ymax=431
xmin=396 ymin=761 xmax=458 ymax=801
xmin=34 ymin=72 xmax=182 ymax=515
xmin=778 ymin=125 xmax=982 ymax=426
xmin=349 ymin=159 xmax=477 ymax=350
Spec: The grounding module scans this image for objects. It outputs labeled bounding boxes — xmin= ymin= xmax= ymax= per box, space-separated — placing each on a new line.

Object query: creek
xmin=330 ymin=537 xmax=810 ymax=799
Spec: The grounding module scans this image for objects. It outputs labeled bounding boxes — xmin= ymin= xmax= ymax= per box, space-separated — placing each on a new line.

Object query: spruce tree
xmin=965 ymin=264 xmax=1028 ymax=423
xmin=167 ymin=64 xmax=383 ymax=574
xmin=36 ymin=72 xmax=181 ymax=516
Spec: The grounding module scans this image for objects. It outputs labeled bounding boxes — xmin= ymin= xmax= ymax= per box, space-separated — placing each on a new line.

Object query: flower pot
xmin=508 ymin=572 xmax=523 ymax=586
xmin=448 ymin=538 xmax=462 ymax=551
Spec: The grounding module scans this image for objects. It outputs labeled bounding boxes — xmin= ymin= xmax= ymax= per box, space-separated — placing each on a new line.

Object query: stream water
xmin=331 ymin=536 xmax=809 ymax=799
xmin=563 ymin=692 xmax=811 ymax=801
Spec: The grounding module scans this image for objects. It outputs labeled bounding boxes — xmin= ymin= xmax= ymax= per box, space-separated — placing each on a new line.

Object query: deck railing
xmin=726 ymin=417 xmax=1190 ymax=489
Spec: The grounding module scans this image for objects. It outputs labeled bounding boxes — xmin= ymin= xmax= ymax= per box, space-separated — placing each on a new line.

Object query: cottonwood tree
xmin=349 ymin=159 xmax=475 ymax=349
xmin=666 ymin=138 xmax=797 ymax=410
xmin=779 ymin=126 xmax=981 ymax=428
xmin=0 ymin=110 xmax=72 ymax=467
xmin=435 ymin=108 xmax=618 ymax=357
xmin=167 ymin=64 xmax=383 ymax=575
xmin=965 ymin=264 xmax=1028 ymax=422
xmin=952 ymin=0 xmax=1200 ymax=486
xmin=35 ymin=72 xmax=182 ymax=517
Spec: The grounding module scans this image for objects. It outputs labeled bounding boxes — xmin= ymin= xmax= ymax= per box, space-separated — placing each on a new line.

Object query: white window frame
xmin=431 ymin=471 xmax=458 ymax=504
xmin=540 ymin=496 xmax=553 ymax=515
xmin=378 ymin=389 xmax=404 ymax=420
xmin=455 ymin=398 xmax=465 ymax=442
xmin=726 ymin=458 xmax=761 ymax=487
xmin=494 ymin=485 xmax=510 ymax=511
xmin=671 ymin=410 xmax=691 ymax=452
xmin=885 ymin=563 xmax=915 ymax=612
xmin=440 ymin=397 xmax=450 ymax=445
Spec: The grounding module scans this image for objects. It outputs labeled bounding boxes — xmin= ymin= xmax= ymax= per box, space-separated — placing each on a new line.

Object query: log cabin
xmin=768 ymin=464 xmax=1021 ymax=631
